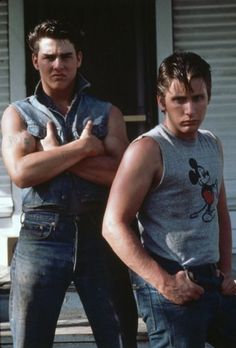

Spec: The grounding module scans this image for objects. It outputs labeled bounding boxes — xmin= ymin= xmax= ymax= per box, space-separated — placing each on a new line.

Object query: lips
xmin=51 ymin=74 xmax=66 ymax=79
xmin=182 ymin=121 xmax=198 ymax=126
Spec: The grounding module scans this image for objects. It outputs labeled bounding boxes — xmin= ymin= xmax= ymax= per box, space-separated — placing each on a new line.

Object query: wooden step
xmin=0 ymin=319 xmax=149 ymax=347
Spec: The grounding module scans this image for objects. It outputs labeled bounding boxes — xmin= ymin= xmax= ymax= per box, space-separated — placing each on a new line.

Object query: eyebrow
xmin=42 ymin=52 xmax=74 ymax=58
xmin=172 ymin=92 xmax=205 ymax=100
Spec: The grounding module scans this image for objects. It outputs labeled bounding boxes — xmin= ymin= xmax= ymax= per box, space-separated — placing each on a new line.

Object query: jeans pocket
xmin=131 ymin=272 xmax=158 ymax=333
xmin=20 ymin=220 xmax=54 ymax=240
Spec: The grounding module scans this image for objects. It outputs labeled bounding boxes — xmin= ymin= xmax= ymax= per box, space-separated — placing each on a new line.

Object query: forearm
xmin=103 ymin=218 xmax=206 ymax=303
xmin=10 ymin=140 xmax=92 ymax=188
xmin=218 ymin=224 xmax=232 ymax=275
xmin=69 ymin=155 xmax=119 ymax=186
xmin=217 ymin=182 xmax=233 ymax=275
xmin=102 ymin=219 xmax=168 ymax=289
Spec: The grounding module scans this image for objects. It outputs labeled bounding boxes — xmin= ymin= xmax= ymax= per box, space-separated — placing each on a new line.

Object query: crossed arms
xmin=1 ymin=105 xmax=129 ymax=188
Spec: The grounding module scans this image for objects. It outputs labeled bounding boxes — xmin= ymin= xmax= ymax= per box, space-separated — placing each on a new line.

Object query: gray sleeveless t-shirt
xmin=138 ymin=124 xmax=223 ymax=267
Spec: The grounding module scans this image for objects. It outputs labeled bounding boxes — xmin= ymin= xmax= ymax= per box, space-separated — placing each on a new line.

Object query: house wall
xmin=1 ymin=0 xmax=236 ymax=265
xmin=0 ymin=0 xmax=24 ymax=265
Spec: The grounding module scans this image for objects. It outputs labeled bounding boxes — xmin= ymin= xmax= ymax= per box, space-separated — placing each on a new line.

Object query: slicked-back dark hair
xmin=157 ymin=51 xmax=212 ymax=101
xmin=28 ymin=19 xmax=81 ymax=54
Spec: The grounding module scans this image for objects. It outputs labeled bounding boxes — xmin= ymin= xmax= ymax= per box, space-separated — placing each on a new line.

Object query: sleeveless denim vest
xmin=12 ymin=75 xmax=111 ymax=214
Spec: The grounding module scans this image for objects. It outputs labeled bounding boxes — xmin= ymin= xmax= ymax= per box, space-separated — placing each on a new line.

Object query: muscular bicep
xmin=1 ymin=106 xmax=36 ymax=176
xmin=103 ymin=105 xmax=129 ymax=161
xmin=106 ymin=137 xmax=162 ymax=223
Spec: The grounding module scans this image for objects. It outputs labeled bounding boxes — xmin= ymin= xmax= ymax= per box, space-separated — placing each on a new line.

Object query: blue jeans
xmin=10 ymin=211 xmax=138 ymax=348
xmin=132 ymin=265 xmax=236 ymax=348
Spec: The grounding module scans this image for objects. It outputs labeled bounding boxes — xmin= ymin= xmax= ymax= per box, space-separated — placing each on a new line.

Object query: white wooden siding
xmin=172 ymin=0 xmax=236 ymax=249
xmin=0 ymin=0 xmax=13 ymax=218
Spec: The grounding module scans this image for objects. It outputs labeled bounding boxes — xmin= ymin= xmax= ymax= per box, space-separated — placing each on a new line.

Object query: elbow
xmin=102 ymin=215 xmax=123 ymax=249
xmin=102 ymin=219 xmax=111 ymax=242
xmin=13 ymin=177 xmax=30 ymax=189
xmin=102 ymin=217 xmax=116 ymax=244
xmin=11 ymin=168 xmax=33 ymax=188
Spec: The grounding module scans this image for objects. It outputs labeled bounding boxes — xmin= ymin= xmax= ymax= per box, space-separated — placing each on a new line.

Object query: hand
xmin=221 ymin=273 xmax=236 ymax=295
xmin=79 ymin=120 xmax=105 ymax=157
xmin=40 ymin=121 xmax=59 ymax=150
xmin=159 ymin=270 xmax=204 ymax=305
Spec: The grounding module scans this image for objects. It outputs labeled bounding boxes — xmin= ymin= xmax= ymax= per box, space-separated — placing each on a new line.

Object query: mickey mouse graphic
xmin=189 ymin=158 xmax=218 ymax=222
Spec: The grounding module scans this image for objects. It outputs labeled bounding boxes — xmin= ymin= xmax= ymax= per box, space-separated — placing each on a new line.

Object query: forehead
xmin=168 ymin=77 xmax=207 ymax=95
xmin=38 ymin=37 xmax=75 ymax=54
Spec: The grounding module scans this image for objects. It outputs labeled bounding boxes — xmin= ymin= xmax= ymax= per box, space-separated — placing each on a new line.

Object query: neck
xmin=43 ymin=85 xmax=75 ymax=116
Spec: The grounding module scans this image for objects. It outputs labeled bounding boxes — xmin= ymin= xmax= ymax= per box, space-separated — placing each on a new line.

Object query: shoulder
xmin=2 ymin=98 xmax=39 ymax=132
xmin=134 ymin=124 xmax=164 ymax=142
xmin=198 ymin=128 xmax=218 ymax=141
xmin=1 ymin=104 xmax=34 ymax=150
xmin=198 ymin=128 xmax=223 ymax=148
xmin=1 ymin=104 xmax=24 ymax=127
xmin=117 ymin=135 xmax=162 ymax=187
xmin=198 ymin=129 xmax=224 ymax=162
xmin=125 ymin=135 xmax=161 ymax=165
xmin=10 ymin=96 xmax=33 ymax=110
xmin=108 ymin=104 xmax=123 ymax=121
xmin=82 ymin=93 xmax=112 ymax=113
xmin=7 ymin=97 xmax=37 ymax=121
xmin=132 ymin=125 xmax=163 ymax=149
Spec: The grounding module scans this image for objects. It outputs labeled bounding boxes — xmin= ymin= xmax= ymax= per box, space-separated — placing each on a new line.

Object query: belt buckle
xmin=20 ymin=212 xmax=25 ymax=224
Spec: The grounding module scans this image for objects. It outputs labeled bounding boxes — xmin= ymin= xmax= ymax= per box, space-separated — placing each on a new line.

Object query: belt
xmin=186 ymin=264 xmax=224 ymax=289
xmin=149 ymin=252 xmax=224 ymax=290
xmin=186 ymin=263 xmax=218 ymax=278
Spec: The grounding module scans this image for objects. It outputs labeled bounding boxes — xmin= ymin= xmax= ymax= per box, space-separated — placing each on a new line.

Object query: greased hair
xmin=157 ymin=51 xmax=212 ymax=101
xmin=28 ymin=19 xmax=81 ymax=54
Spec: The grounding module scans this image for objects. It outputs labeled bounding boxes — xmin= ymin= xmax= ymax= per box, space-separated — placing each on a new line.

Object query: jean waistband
xmin=22 ymin=202 xmax=105 ymax=216
xmin=186 ymin=263 xmax=218 ymax=276
xmin=20 ymin=208 xmax=105 ymax=226
xmin=186 ymin=265 xmax=224 ymax=289
xmin=149 ymin=252 xmax=217 ymax=274
xmin=22 ymin=205 xmax=105 ymax=217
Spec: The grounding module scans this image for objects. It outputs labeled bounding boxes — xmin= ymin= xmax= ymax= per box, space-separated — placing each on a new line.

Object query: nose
xmin=53 ymin=57 xmax=64 ymax=69
xmin=184 ymin=100 xmax=195 ymax=116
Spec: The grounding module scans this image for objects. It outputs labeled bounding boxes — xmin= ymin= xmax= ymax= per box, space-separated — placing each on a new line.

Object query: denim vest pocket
xmin=83 ymin=115 xmax=107 ymax=138
xmin=76 ymin=115 xmax=107 ymax=140
xmin=27 ymin=123 xmax=46 ymax=139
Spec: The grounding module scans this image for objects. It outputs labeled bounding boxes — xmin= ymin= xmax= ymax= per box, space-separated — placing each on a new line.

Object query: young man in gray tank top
xmin=103 ymin=51 xmax=236 ymax=348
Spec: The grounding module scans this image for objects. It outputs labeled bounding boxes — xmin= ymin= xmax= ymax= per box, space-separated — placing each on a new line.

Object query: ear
xmin=77 ymin=51 xmax=83 ymax=69
xmin=157 ymin=96 xmax=166 ymax=113
xmin=32 ymin=53 xmax=39 ymax=70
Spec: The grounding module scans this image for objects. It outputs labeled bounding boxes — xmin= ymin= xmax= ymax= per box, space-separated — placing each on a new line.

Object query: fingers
xmin=46 ymin=121 xmax=56 ymax=136
xmin=164 ymin=271 xmax=204 ymax=304
xmin=80 ymin=119 xmax=94 ymax=139
xmin=83 ymin=119 xmax=93 ymax=132
xmin=221 ymin=276 xmax=236 ymax=295
xmin=41 ymin=121 xmax=59 ymax=149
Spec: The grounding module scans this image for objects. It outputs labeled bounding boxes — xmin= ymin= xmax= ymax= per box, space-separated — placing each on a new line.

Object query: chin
xmin=52 ymin=82 xmax=69 ymax=90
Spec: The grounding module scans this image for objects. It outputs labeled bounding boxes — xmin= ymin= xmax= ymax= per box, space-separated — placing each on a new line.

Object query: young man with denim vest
xmin=103 ymin=51 xmax=236 ymax=348
xmin=1 ymin=19 xmax=137 ymax=348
